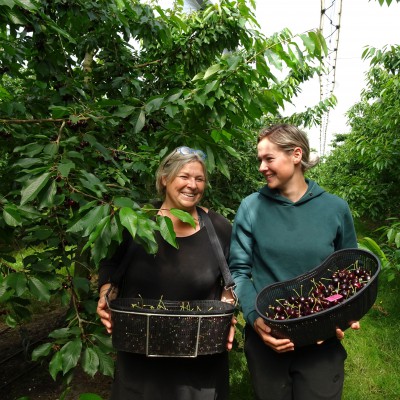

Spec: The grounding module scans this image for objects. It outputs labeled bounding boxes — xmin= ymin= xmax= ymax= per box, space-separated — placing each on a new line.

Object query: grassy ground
xmin=229 ymin=277 xmax=400 ymax=400
xmin=342 ymin=277 xmax=400 ymax=399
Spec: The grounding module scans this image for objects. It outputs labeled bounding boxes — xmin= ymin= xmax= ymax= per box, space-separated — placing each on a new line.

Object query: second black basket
xmin=255 ymin=248 xmax=381 ymax=347
xmin=108 ymin=297 xmax=234 ymax=357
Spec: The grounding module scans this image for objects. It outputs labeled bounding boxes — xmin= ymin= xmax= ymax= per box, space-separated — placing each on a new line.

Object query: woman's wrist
xmin=99 ymin=283 xmax=112 ymax=295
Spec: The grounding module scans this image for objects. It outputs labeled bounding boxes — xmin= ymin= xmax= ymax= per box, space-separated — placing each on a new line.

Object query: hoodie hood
xmin=258 ymin=178 xmax=325 ymax=205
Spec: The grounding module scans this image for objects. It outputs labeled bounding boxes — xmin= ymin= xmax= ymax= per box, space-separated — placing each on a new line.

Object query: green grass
xmin=229 ymin=316 xmax=254 ymax=399
xmin=229 ymin=278 xmax=400 ymax=400
xmin=342 ymin=278 xmax=400 ymax=400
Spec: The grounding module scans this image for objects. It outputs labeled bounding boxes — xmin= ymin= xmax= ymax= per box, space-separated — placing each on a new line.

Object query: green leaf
xmin=169 ymin=209 xmax=196 ymax=228
xmin=3 ymin=204 xmax=22 ymax=227
xmin=66 ymin=150 xmax=84 ymax=160
xmin=38 ymin=180 xmax=57 ymax=209
xmin=72 ymin=277 xmax=91 ymax=293
xmin=216 ymin=153 xmax=230 ymax=179
xmin=395 ymin=232 xmax=400 ymax=248
xmin=43 ymin=142 xmax=59 ymax=156
xmin=91 ymin=216 xmax=113 ymax=265
xmin=192 ymin=72 xmax=205 ymax=81
xmin=193 ymin=93 xmax=207 ymax=106
xmin=144 ymin=96 xmax=164 ymax=113
xmin=5 ymin=314 xmax=17 ymax=328
xmin=119 ymin=207 xmax=138 ymax=238
xmin=49 ymin=351 xmax=63 ymax=381
xmin=299 ymin=33 xmax=315 ymax=55
xmin=203 ymin=63 xmax=221 ymax=79
xmin=60 ymin=339 xmax=82 ymax=375
xmin=264 ymin=49 xmax=283 ymax=71
xmin=113 ymin=105 xmax=136 ymax=118
xmin=167 ymin=89 xmax=183 ymax=102
xmin=203 ymin=80 xmax=218 ymax=94
xmin=14 ymin=143 xmax=44 ymax=157
xmin=79 ymin=171 xmax=107 ymax=195
xmin=84 ymin=135 xmax=113 ymax=162
xmin=32 ymin=227 xmax=54 ymax=240
xmin=133 ymin=110 xmax=146 ymax=134
xmin=205 ymin=145 xmax=215 ymax=172
xmin=157 ymin=216 xmax=178 ymax=248
xmin=49 ymin=327 xmax=78 ymax=340
xmin=358 ymin=237 xmax=388 ymax=263
xmin=135 ymin=217 xmax=158 ymax=252
xmin=6 ymin=272 xmax=27 ymax=296
xmin=28 ymin=276 xmax=51 ymax=301
xmin=32 ymin=342 xmax=53 ymax=361
xmin=20 ymin=172 xmax=51 ymax=205
xmin=58 ymin=159 xmax=75 ymax=177
xmin=82 ymin=347 xmax=100 ymax=378
xmin=82 ymin=216 xmax=110 ymax=252
xmin=68 ymin=205 xmax=110 ymax=237
xmin=44 ymin=17 xmax=77 ymax=44
xmin=165 ymin=104 xmax=179 ymax=117
xmin=49 ymin=106 xmax=70 ymax=119
xmin=13 ymin=158 xmax=42 ymax=168
xmin=92 ymin=333 xmax=113 ymax=349
xmin=93 ymin=346 xmax=114 ymax=378
xmin=79 ymin=394 xmax=104 ymax=400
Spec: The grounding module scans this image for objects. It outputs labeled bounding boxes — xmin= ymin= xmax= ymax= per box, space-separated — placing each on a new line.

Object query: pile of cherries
xmin=265 ymin=264 xmax=372 ymax=321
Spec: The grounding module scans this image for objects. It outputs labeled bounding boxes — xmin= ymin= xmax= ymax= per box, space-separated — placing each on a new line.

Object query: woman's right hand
xmin=254 ymin=317 xmax=295 ymax=353
xmin=96 ymin=284 xmax=115 ymax=334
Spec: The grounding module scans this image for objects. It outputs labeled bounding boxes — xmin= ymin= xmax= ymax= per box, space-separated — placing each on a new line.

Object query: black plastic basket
xmin=255 ymin=248 xmax=381 ymax=347
xmin=107 ymin=297 xmax=235 ymax=357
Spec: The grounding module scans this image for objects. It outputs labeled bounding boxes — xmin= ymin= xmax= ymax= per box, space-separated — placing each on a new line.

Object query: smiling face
xmin=257 ymin=137 xmax=302 ymax=192
xmin=162 ymin=161 xmax=206 ymax=212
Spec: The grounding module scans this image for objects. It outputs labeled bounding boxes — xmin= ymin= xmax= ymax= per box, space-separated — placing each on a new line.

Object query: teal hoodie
xmin=229 ymin=179 xmax=357 ymax=326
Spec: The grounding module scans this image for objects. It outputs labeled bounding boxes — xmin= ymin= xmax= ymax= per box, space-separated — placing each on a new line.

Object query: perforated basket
xmin=255 ymin=249 xmax=381 ymax=347
xmin=107 ymin=297 xmax=234 ymax=357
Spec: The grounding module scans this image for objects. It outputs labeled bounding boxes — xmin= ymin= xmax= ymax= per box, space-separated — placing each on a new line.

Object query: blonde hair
xmin=258 ymin=124 xmax=319 ymax=171
xmin=155 ymin=148 xmax=208 ymax=197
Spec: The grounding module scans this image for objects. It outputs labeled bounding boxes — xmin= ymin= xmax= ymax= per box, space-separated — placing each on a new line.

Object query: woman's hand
xmin=226 ymin=316 xmax=237 ymax=351
xmin=315 ymin=321 xmax=360 ymax=345
xmin=221 ymin=287 xmax=237 ymax=305
xmin=96 ymin=284 xmax=116 ymax=334
xmin=254 ymin=317 xmax=295 ymax=353
xmin=221 ymin=288 xmax=237 ymax=350
xmin=336 ymin=320 xmax=360 ymax=340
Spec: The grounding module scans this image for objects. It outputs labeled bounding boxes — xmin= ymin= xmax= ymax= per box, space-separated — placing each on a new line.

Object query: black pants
xmin=244 ymin=325 xmax=347 ymax=400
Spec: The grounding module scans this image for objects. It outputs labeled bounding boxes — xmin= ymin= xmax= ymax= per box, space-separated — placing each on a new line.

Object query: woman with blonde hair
xmin=230 ymin=124 xmax=359 ymax=400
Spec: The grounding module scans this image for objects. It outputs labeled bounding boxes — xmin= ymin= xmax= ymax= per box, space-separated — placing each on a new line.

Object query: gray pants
xmin=244 ymin=325 xmax=347 ymax=400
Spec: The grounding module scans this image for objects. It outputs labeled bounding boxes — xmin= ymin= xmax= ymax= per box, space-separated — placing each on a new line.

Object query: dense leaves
xmin=0 ymin=0 xmax=329 ymax=387
xmin=308 ymin=44 xmax=400 ymax=283
xmin=310 ymin=44 xmax=400 ymax=221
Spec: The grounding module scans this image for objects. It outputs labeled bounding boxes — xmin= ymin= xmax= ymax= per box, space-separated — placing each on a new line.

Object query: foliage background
xmin=1 ymin=0 xmax=399 ymax=397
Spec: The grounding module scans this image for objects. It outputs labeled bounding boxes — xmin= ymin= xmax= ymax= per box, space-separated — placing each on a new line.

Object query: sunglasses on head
xmin=175 ymin=146 xmax=207 ymax=160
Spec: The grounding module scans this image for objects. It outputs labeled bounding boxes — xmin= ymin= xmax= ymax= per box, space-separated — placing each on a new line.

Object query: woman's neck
xmin=279 ymin=179 xmax=308 ymax=202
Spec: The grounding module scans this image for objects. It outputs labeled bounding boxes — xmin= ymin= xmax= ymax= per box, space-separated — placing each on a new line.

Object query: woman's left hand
xmin=226 ymin=316 xmax=237 ymax=350
xmin=336 ymin=320 xmax=360 ymax=340
xmin=221 ymin=288 xmax=237 ymax=350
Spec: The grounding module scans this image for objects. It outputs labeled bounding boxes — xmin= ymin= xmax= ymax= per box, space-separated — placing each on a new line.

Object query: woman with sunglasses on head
xmin=96 ymin=146 xmax=236 ymax=400
xmin=229 ymin=124 xmax=359 ymax=400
